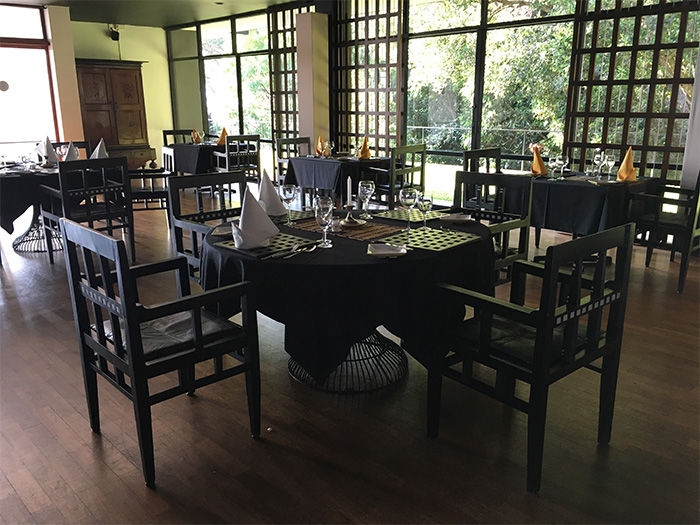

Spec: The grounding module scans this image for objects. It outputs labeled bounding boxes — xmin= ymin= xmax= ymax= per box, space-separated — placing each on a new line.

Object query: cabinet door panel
xmin=116 ymin=109 xmax=148 ymax=143
xmin=83 ymin=109 xmax=117 ymax=144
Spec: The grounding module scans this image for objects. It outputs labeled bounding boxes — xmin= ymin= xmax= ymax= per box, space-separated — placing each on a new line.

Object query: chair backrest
xmin=510 ymin=223 xmax=634 ymax=367
xmin=162 ymin=146 xmax=175 ymax=172
xmin=56 ymin=157 xmax=132 ymax=217
xmin=167 ymin=170 xmax=248 ymax=281
xmin=454 ymin=171 xmax=532 ymax=282
xmin=52 ymin=141 xmax=92 ymax=160
xmin=224 ymin=134 xmax=261 ymax=182
xmin=276 ymin=137 xmax=311 ymax=182
xmin=390 ymin=143 xmax=427 ymax=190
xmin=463 ymin=148 xmax=501 ymax=173
xmin=60 ymin=217 xmax=165 ymax=375
xmin=163 ymin=129 xmax=194 ymax=146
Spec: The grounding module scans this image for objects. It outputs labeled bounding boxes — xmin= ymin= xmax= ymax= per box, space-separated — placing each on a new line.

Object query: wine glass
xmin=417 ymin=192 xmax=433 ymax=230
xmin=21 ymin=154 xmax=33 ymax=170
xmin=358 ymin=180 xmax=375 ymax=220
xmin=593 ymin=149 xmax=604 ymax=179
xmin=558 ymin=154 xmax=569 ymax=178
xmin=605 ymin=154 xmax=615 ymax=181
xmin=547 ymin=155 xmax=558 ymax=180
xmin=279 ymin=184 xmax=299 ymax=225
xmin=314 ymin=195 xmax=334 ymax=248
xmin=326 ymin=140 xmax=335 ymax=156
xmin=399 ymin=186 xmax=418 ymax=234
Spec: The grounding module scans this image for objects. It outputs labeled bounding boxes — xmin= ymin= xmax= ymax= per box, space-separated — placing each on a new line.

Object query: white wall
xmin=681 ymin=48 xmax=700 ymax=189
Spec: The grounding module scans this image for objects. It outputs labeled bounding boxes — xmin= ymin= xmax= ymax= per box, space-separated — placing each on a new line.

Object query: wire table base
xmin=12 ymin=218 xmax=62 ymax=253
xmin=287 ymin=329 xmax=408 ymax=393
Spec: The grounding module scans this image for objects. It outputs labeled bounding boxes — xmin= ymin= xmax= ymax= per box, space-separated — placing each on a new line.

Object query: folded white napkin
xmin=62 ymin=141 xmax=79 ymax=161
xmin=36 ymin=136 xmax=59 ymax=163
xmin=257 ymin=169 xmax=288 ymax=216
xmin=367 ymin=243 xmax=407 ymax=257
xmin=90 ymin=138 xmax=109 ymax=159
xmin=232 ymin=190 xmax=279 ymax=249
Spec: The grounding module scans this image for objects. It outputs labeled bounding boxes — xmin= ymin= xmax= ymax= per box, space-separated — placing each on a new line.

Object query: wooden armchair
xmin=40 ymin=157 xmax=135 ymax=263
xmin=463 ymin=147 xmax=501 ymax=173
xmin=129 ymin=167 xmax=170 ymax=226
xmin=403 ymin=223 xmax=634 ymax=492
xmin=167 ymin=171 xmax=248 ymax=282
xmin=60 ymin=218 xmax=260 ymax=488
xmin=368 ymin=143 xmax=426 ymax=209
xmin=275 ymin=136 xmax=312 ymax=186
xmin=628 ymin=174 xmax=700 ymax=293
xmin=162 ymin=129 xmax=194 ymax=146
xmin=453 ymin=171 xmax=532 ymax=284
xmin=213 ymin=134 xmax=261 ymax=184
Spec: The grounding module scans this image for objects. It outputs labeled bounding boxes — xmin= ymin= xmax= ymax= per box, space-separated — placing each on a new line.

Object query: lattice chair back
xmin=275 ymin=136 xmax=311 ymax=184
xmin=214 ymin=134 xmax=261 ymax=183
xmin=59 ymin=217 xmax=260 ymax=487
xmin=462 ymin=147 xmax=501 ymax=173
xmin=162 ymin=129 xmax=194 ymax=146
xmin=167 ymin=170 xmax=248 ymax=282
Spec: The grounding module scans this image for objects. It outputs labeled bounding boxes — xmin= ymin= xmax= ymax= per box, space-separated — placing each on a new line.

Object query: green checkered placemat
xmin=215 ymin=232 xmax=311 ymax=258
xmin=373 ymin=209 xmax=448 ymax=222
xmin=375 ymin=228 xmax=479 ymax=252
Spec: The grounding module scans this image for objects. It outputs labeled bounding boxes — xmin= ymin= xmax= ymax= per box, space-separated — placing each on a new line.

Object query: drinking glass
xmin=314 ymin=195 xmax=334 ymax=248
xmin=358 ymin=180 xmax=375 ymax=220
xmin=399 ymin=186 xmax=418 ymax=233
xmin=547 ymin=156 xmax=558 ymax=179
xmin=593 ymin=149 xmax=604 ymax=179
xmin=417 ymin=192 xmax=433 ymax=230
xmin=21 ymin=154 xmax=33 ymax=170
xmin=279 ymin=184 xmax=299 ymax=225
xmin=558 ymin=154 xmax=569 ymax=178
xmin=605 ymin=155 xmax=615 ymax=181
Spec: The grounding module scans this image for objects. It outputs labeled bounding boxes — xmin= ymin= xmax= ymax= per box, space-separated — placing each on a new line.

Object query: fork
xmin=283 ymin=244 xmax=317 ymax=259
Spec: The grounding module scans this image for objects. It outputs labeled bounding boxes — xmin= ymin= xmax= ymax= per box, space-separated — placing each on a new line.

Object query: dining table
xmin=285 ymin=155 xmax=390 ymax=204
xmin=199 ymin=209 xmax=495 ymax=390
xmin=170 ymin=142 xmax=225 ymax=174
xmin=0 ymin=163 xmax=59 ymax=252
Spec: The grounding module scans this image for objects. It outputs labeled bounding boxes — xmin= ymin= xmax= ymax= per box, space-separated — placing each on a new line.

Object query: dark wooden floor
xmin=1 ymin=200 xmax=698 ymax=524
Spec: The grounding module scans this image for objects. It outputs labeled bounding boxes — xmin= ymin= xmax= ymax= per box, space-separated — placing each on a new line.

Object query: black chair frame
xmin=368 ymin=143 xmax=426 ymax=209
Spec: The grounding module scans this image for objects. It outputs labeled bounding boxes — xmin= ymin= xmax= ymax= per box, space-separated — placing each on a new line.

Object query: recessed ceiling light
xmin=215 ymin=1 xmax=223 ymax=4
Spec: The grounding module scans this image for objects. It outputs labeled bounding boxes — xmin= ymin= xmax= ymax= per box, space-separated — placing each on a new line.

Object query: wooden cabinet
xmin=76 ymin=60 xmax=156 ymax=169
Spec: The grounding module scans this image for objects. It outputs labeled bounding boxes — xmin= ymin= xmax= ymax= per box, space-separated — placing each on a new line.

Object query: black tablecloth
xmin=286 ymin=156 xmax=389 ymax=203
xmin=0 ymin=168 xmax=57 ymax=234
xmin=171 ymin=143 xmax=224 ymax=174
xmin=200 ymin=215 xmax=494 ymax=382
xmin=529 ymin=175 xmax=658 ymax=236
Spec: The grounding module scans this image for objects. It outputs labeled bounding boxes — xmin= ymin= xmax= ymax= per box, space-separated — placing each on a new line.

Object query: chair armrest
xmin=213 ymin=151 xmax=226 ymax=158
xmin=171 ymin=217 xmax=214 ymax=235
xmin=138 ymin=280 xmax=255 ymax=322
xmin=130 ymin=256 xmax=189 ymax=278
xmin=437 ymin=282 xmax=536 ymax=324
xmin=39 ymin=184 xmax=62 ymax=197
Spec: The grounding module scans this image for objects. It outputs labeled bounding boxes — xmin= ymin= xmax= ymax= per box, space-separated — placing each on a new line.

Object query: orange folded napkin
xmin=192 ymin=128 xmax=202 ymax=143
xmin=358 ymin=136 xmax=370 ymax=160
xmin=617 ymin=147 xmax=637 ymax=182
xmin=316 ymin=135 xmax=324 ymax=156
xmin=217 ymin=127 xmax=228 ymax=145
xmin=529 ymin=143 xmax=547 ymax=176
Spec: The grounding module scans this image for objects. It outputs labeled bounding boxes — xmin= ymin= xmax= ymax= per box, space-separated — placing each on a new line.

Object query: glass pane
xmin=171 ymin=59 xmax=203 ymax=130
xmin=0 ymin=48 xmax=55 ymax=147
xmin=406 ymin=33 xmax=476 ymax=151
xmin=169 ymin=27 xmax=199 ymax=59
xmin=204 ymin=58 xmax=239 ymax=134
xmin=408 ymin=0 xmax=480 ymax=33
xmin=482 ymin=22 xmax=573 ymax=157
xmin=0 ymin=5 xmax=44 ymax=39
xmin=240 ymin=55 xmax=271 ymax=138
xmin=488 ymin=0 xmax=575 ymax=23
xmin=237 ymin=14 xmax=268 ymax=52
xmin=678 ymin=83 xmax=693 ymax=113
xmin=201 ymin=20 xmax=232 ymax=56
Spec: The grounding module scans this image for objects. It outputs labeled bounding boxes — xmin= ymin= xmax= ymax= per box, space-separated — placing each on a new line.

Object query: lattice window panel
xmin=334 ymin=0 xmax=403 ymax=156
xmin=268 ymin=4 xmax=314 ymax=144
xmin=565 ymin=0 xmax=700 ymax=180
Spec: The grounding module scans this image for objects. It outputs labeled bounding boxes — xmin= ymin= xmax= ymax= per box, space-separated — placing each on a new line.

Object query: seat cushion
xmin=445 ymin=315 xmax=590 ymax=366
xmin=100 ymin=310 xmax=245 ymax=362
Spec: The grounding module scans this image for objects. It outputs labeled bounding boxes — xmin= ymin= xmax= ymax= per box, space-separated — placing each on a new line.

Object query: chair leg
xmin=80 ymin=352 xmax=100 ymax=433
xmin=426 ymin=366 xmax=443 ymax=439
xmin=128 ymin=221 xmax=136 ymax=264
xmin=45 ymin=222 xmax=55 ymax=264
xmin=131 ymin=381 xmax=156 ymax=488
xmin=645 ymin=231 xmax=656 ymax=267
xmin=245 ymin=346 xmax=261 ymax=439
xmin=677 ymin=241 xmax=691 ymax=293
xmin=598 ymin=351 xmax=621 ymax=445
xmin=526 ymin=386 xmax=549 ymax=493
xmin=534 ymin=227 xmax=541 ymax=248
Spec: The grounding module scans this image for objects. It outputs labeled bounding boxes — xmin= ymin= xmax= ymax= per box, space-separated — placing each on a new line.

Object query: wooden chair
xmin=167 ymin=171 xmax=248 ymax=282
xmin=404 ymin=223 xmax=634 ymax=492
xmin=463 ymin=147 xmax=501 ymax=173
xmin=40 ymin=157 xmax=135 ymax=264
xmin=59 ymin=218 xmax=260 ymax=488
xmin=129 ymin=167 xmax=170 ymax=226
xmin=213 ymin=134 xmax=261 ymax=184
xmin=453 ymin=171 xmax=532 ymax=284
xmin=628 ymin=174 xmax=700 ymax=293
xmin=275 ymin=136 xmax=311 ymax=186
xmin=162 ymin=129 xmax=194 ymax=146
xmin=161 ymin=146 xmax=175 ymax=173
xmin=368 ymin=143 xmax=426 ymax=209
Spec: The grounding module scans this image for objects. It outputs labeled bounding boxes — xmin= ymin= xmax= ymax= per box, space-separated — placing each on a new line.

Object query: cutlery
xmin=283 ymin=244 xmax=317 ymax=258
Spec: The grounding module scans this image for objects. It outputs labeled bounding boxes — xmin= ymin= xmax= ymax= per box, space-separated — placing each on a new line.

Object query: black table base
xmin=287 ymin=329 xmax=408 ymax=393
